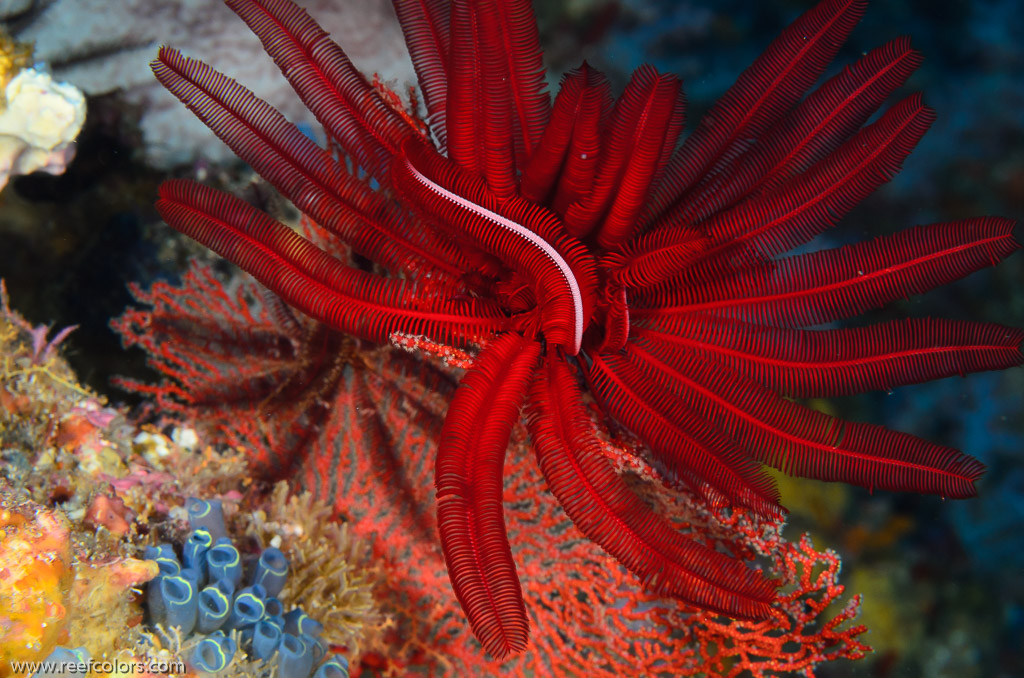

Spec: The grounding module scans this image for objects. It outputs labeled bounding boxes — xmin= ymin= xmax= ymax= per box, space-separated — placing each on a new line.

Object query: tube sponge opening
xmin=283 ymin=609 xmax=323 ymax=637
xmin=206 ymin=539 xmax=242 ymax=586
xmin=252 ymin=620 xmax=283 ymax=660
xmin=213 ymin=576 xmax=235 ymax=598
xmin=226 ymin=586 xmax=266 ymax=630
xmin=277 ymin=633 xmax=314 ymax=678
xmin=161 ymin=575 xmax=198 ymax=636
xmin=197 ymin=583 xmax=231 ymax=634
xmin=184 ymin=528 xmax=214 ymax=573
xmin=254 ymin=546 xmax=288 ymax=597
xmin=264 ymin=596 xmax=284 ymax=619
xmin=186 ymin=498 xmax=228 ymax=541
xmin=189 ymin=631 xmax=236 ymax=673
xmin=145 ymin=543 xmax=176 ymax=560
xmin=144 ymin=543 xmax=181 ymax=577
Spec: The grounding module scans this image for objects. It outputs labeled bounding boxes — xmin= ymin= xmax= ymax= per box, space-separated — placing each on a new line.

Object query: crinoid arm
xmin=156 ymin=180 xmax=507 ymax=345
xmin=226 ymin=0 xmax=417 ymax=183
xmin=632 ymin=316 xmax=1024 ymax=398
xmin=646 ymin=0 xmax=868 ymax=225
xmin=435 ymin=332 xmax=541 ymax=659
xmin=625 ymin=340 xmax=986 ymax=499
xmin=526 ymin=352 xmax=777 ymax=619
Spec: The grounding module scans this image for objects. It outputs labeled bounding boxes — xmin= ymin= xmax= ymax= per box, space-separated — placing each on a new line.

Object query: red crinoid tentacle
xmin=644 ymin=0 xmax=867 ymax=228
xmin=447 ymin=0 xmax=516 ymax=198
xmin=584 ymin=352 xmax=783 ymax=518
xmin=435 ymin=332 xmax=541 ymax=659
xmin=492 ymin=0 xmax=550 ymax=166
xmin=152 ymin=47 xmax=466 ymax=281
xmin=594 ymin=281 xmax=630 ymax=353
xmin=225 ymin=0 xmax=416 ymax=182
xmin=603 ymin=226 xmax=710 ymax=289
xmin=697 ymin=93 xmax=935 ymax=261
xmin=526 ymin=351 xmax=777 ymax=618
xmin=445 ymin=0 xmax=482 ymax=178
xmin=394 ymin=139 xmax=598 ymax=354
xmin=626 ymin=340 xmax=986 ymax=499
xmin=633 ymin=317 xmax=1024 ymax=398
xmin=471 ymin=0 xmax=518 ymax=199
xmin=393 ymin=0 xmax=451 ymax=150
xmin=156 ymin=179 xmax=508 ymax=345
xmin=563 ymin=65 xmax=685 ymax=247
xmin=671 ymin=37 xmax=922 ymax=226
xmin=520 ymin=63 xmax=611 ymax=211
xmin=633 ymin=218 xmax=1021 ymax=328
xmin=445 ymin=0 xmax=549 ymax=190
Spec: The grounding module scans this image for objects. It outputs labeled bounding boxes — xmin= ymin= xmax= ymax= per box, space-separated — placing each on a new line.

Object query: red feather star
xmin=150 ymin=0 xmax=1022 ymax=659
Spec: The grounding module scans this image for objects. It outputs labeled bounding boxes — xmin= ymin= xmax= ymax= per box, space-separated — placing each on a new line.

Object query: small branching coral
xmin=688 ymin=534 xmax=868 ymax=677
xmin=244 ymin=483 xmax=384 ymax=656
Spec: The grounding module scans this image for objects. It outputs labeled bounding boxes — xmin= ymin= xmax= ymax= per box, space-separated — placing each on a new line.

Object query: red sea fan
xmin=141 ymin=0 xmax=1021 ymax=662
xmin=111 ymin=257 xmax=456 ymax=485
xmin=112 ymin=265 xmax=870 ymax=674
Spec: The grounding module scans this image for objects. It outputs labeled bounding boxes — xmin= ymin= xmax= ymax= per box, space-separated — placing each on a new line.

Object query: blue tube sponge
xmin=189 ymin=631 xmax=237 ymax=673
xmin=206 ymin=538 xmax=242 ymax=586
xmin=186 ymin=497 xmax=227 ymax=541
xmin=144 ymin=544 xmax=181 ymax=578
xmin=146 ymin=577 xmax=170 ymax=625
xmin=183 ymin=528 xmax=214 ymax=573
xmin=145 ymin=543 xmax=177 ymax=561
xmin=145 ymin=549 xmax=180 ymax=621
xmin=312 ymin=655 xmax=350 ymax=678
xmin=282 ymin=608 xmax=304 ymax=635
xmin=254 ymin=546 xmax=288 ymax=597
xmin=277 ymin=633 xmax=314 ymax=678
xmin=226 ymin=586 xmax=266 ymax=630
xmin=197 ymin=583 xmax=231 ymax=634
xmin=283 ymin=609 xmax=322 ymax=637
xmin=264 ymin=614 xmax=285 ymax=632
xmin=213 ymin=575 xmax=235 ymax=598
xmin=179 ymin=567 xmax=201 ymax=591
xmin=160 ymin=575 xmax=198 ymax=636
xmin=299 ymin=633 xmax=326 ymax=665
xmin=240 ymin=583 xmax=267 ymax=601
xmin=300 ymin=615 xmax=324 ymax=638
xmin=252 ymin=620 xmax=283 ymax=660
xmin=264 ymin=596 xmax=284 ymax=619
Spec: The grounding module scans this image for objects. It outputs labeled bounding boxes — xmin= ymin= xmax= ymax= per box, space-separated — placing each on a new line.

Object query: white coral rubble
xmin=0 ymin=67 xmax=85 ymax=191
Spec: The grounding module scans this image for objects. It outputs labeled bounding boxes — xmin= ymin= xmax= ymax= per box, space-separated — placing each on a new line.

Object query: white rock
xmin=0 ymin=67 xmax=86 ymax=190
xmin=171 ymin=426 xmax=200 ymax=451
xmin=0 ymin=0 xmax=33 ymax=20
